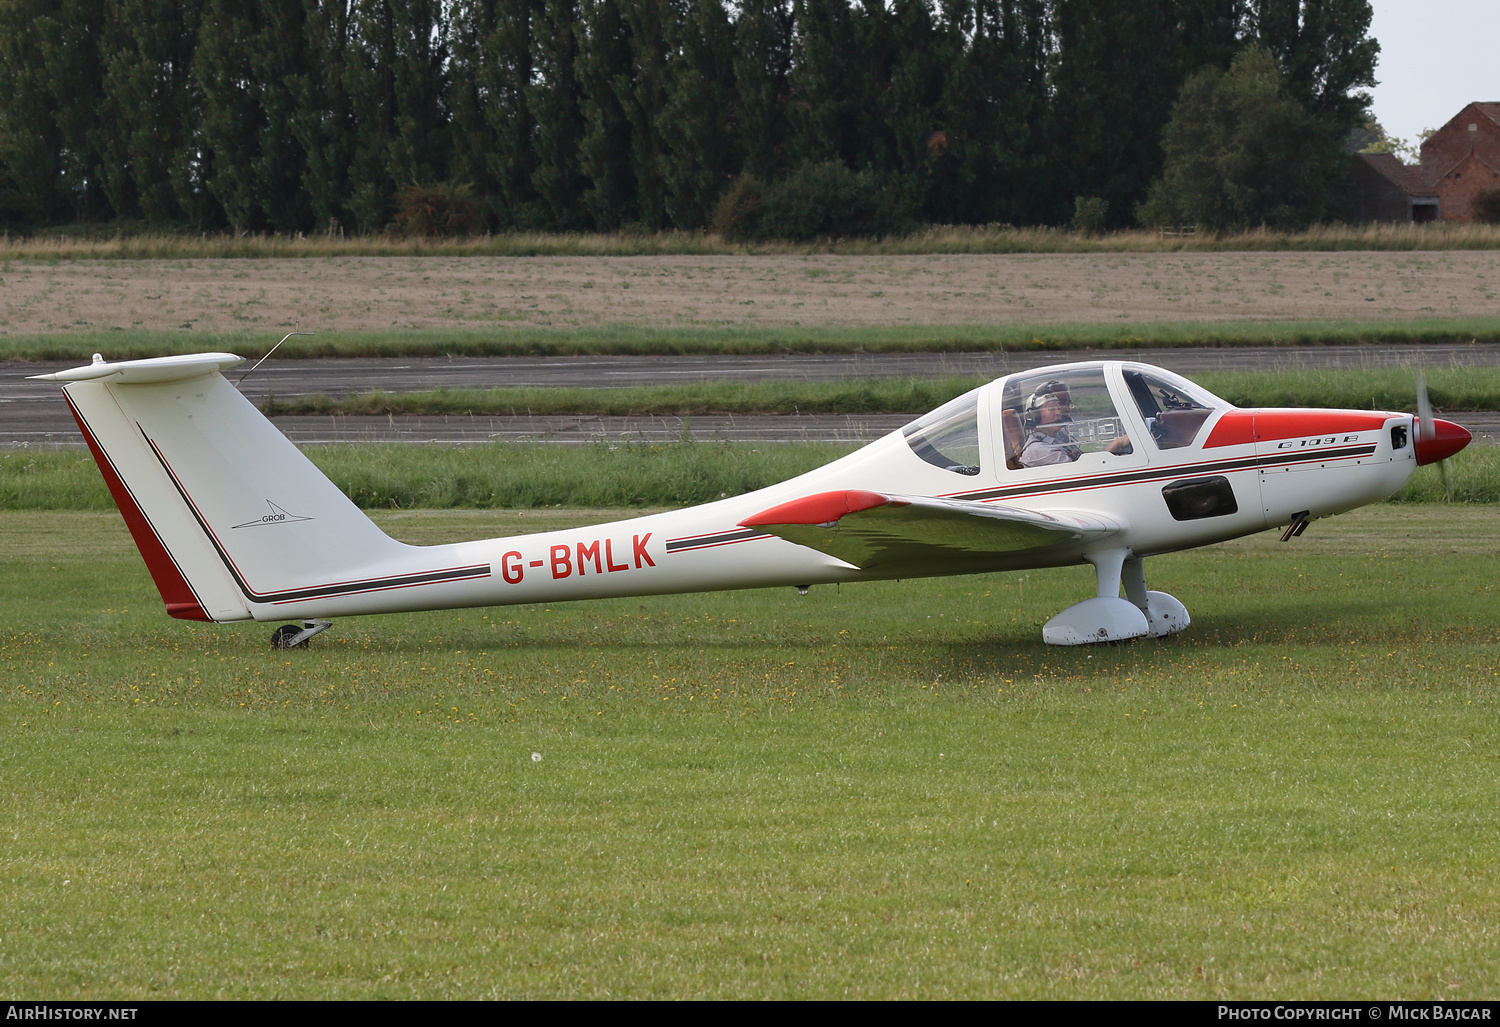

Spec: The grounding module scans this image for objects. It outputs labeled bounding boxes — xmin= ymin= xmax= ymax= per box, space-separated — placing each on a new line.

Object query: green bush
xmin=1071 ymin=196 xmax=1109 ymax=235
xmin=1472 ymin=188 xmax=1500 ymax=225
xmin=391 ymin=181 xmax=483 ymax=237
xmin=709 ymin=174 xmax=765 ymax=240
xmin=716 ymin=161 xmax=911 ymax=242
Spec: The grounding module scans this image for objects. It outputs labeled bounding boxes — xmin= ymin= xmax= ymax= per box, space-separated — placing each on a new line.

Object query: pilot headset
xmin=1023 ymin=381 xmax=1072 ymax=430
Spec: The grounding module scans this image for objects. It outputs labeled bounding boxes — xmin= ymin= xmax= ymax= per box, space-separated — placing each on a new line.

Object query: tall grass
xmin=315 ymin=440 xmax=854 ymax=509
xmin=5 ymin=438 xmax=1497 ymax=510
xmin=6 ymin=221 xmax=1500 ymax=260
xmin=0 ymin=442 xmax=854 ymax=511
xmin=1390 ymin=445 xmax=1500 ymax=503
xmin=267 ymin=367 xmax=1500 ymax=417
xmin=0 ymin=450 xmax=115 ymax=510
xmin=8 ymin=318 xmax=1499 ymax=362
xmin=1192 ymin=367 xmax=1500 ymax=412
xmin=265 ymin=376 xmax=984 ymax=417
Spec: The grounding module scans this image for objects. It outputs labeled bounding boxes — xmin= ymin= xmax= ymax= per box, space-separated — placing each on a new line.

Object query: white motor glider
xmin=33 ymin=351 xmax=1471 ymax=647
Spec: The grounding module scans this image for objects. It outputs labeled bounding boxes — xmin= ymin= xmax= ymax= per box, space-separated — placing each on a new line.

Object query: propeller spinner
xmin=1413 ymin=371 xmax=1471 ymax=503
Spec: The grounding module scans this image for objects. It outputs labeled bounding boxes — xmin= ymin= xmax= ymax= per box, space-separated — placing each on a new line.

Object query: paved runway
xmin=6 ymin=344 xmax=1498 ymax=447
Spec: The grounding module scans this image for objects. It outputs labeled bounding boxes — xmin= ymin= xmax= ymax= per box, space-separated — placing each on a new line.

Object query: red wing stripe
xmin=739 ymin=489 xmax=893 ymax=528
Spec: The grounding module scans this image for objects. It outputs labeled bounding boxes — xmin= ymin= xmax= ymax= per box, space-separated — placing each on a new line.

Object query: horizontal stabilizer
xmin=29 ymin=352 xmax=243 ymax=384
xmin=740 ymin=489 xmax=1118 ymax=571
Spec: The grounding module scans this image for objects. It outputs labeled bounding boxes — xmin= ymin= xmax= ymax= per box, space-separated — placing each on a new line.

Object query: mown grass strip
xmin=7 ymin=221 xmax=1500 ymax=260
xmin=264 ymin=367 xmax=1500 ymax=418
xmin=265 ymin=376 xmax=983 ymax=417
xmin=2 ymin=506 xmax=1497 ymax=998
xmin=6 ymin=438 xmax=1497 ymax=510
xmin=7 ymin=318 xmax=1500 ymax=362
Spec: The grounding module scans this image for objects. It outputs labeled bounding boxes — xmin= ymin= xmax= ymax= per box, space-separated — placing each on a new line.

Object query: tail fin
xmin=38 ymin=353 xmax=411 ymax=623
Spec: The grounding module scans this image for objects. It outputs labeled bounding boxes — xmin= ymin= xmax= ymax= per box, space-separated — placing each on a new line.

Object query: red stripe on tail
xmin=65 ymin=393 xmax=211 ymax=622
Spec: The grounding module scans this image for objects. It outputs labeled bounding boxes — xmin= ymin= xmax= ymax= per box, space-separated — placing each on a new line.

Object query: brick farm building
xmin=1346 ymin=102 xmax=1500 ymax=222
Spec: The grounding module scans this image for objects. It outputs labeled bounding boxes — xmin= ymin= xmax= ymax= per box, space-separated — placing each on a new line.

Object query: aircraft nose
xmin=1415 ymin=418 xmax=1471 ymax=465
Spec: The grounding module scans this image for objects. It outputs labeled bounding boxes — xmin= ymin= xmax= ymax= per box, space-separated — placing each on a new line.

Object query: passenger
xmin=1018 ymin=381 xmax=1131 ymax=467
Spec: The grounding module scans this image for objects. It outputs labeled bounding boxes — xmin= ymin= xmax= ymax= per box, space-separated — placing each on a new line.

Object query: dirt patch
xmin=1 ymin=252 xmax=1496 ymax=335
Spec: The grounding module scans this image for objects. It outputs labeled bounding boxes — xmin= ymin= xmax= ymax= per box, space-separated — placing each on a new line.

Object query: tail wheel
xmin=269 ymin=619 xmax=334 ymax=650
xmin=271 ymin=624 xmax=307 ymax=649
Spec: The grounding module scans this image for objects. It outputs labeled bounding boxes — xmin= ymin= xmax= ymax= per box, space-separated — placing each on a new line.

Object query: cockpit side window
xmin=902 ymin=390 xmax=981 ymax=475
xmin=1000 ymin=367 xmax=1130 ymax=469
xmin=1123 ymin=368 xmax=1217 ymax=450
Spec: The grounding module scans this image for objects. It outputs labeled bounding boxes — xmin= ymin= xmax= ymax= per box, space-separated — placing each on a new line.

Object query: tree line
xmin=0 ymin=0 xmax=1378 ymax=236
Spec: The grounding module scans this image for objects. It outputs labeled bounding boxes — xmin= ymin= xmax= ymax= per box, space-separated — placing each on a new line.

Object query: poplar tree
xmin=576 ymin=0 xmax=637 ymax=228
xmin=193 ymin=0 xmax=262 ymax=229
xmin=530 ymin=0 xmax=589 ymax=227
xmin=384 ymin=0 xmax=449 ymax=187
xmin=476 ymin=0 xmax=542 ymax=227
xmin=448 ymin=0 xmax=501 ymax=211
xmin=658 ymin=0 xmax=738 ymax=228
xmin=730 ymin=0 xmax=792 ymax=181
xmin=1249 ymin=0 xmax=1377 ymax=128
xmin=1047 ymin=0 xmax=1188 ymax=225
xmin=298 ymin=0 xmax=360 ymax=232
xmin=251 ymin=0 xmax=315 ymax=232
xmin=942 ymin=0 xmax=1049 ymax=225
xmin=336 ymin=0 xmax=456 ymax=231
xmin=785 ymin=0 xmax=862 ymax=168
xmin=881 ymin=0 xmax=944 ymax=214
xmin=618 ymin=0 xmax=671 ymax=229
xmin=340 ymin=0 xmax=399 ymax=230
xmin=0 ymin=0 xmax=68 ymax=222
xmin=195 ymin=0 xmax=312 ymax=232
xmin=95 ymin=0 xmax=202 ymax=223
xmin=0 ymin=0 xmax=1384 ymax=233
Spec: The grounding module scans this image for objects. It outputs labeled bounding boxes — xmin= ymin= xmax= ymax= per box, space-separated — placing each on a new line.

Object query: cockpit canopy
xmin=901 ymin=390 xmax=982 ymax=475
xmin=901 ymin=362 xmax=1229 ymax=476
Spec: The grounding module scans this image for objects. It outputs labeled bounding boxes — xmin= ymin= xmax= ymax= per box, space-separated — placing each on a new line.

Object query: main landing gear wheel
xmin=1041 ymin=550 xmax=1191 ymax=646
xmin=270 ymin=619 xmax=333 ymax=650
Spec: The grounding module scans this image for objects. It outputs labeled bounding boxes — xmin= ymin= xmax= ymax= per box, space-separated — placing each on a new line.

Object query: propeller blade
xmin=1415 ymin=370 xmax=1434 ymax=443
xmin=1415 ymin=370 xmax=1470 ymax=497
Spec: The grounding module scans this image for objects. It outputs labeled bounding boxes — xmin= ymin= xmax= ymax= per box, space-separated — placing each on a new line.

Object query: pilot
xmin=1018 ymin=381 xmax=1132 ymax=467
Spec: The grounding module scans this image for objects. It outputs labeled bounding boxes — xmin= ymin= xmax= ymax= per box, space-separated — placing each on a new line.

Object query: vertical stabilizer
xmin=40 ymin=354 xmax=411 ymax=623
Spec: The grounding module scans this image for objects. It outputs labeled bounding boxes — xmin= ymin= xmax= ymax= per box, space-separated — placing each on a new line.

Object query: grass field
xmin=4 ymin=439 xmax=1498 ymax=510
xmin=2 ymin=506 xmax=1497 ymax=998
xmin=6 ymin=248 xmax=1500 ymax=350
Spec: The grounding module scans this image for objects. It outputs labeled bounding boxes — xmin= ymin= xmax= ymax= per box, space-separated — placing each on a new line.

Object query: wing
xmin=739 ymin=489 xmax=1120 ymax=573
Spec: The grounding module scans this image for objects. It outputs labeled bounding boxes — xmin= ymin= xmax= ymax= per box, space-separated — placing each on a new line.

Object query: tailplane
xmin=35 ymin=353 xmax=410 ymax=623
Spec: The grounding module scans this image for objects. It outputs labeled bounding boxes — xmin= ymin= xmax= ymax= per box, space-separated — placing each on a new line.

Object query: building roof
xmin=1472 ymin=102 xmax=1500 ymax=127
xmin=1354 ymin=152 xmax=1438 ymax=196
